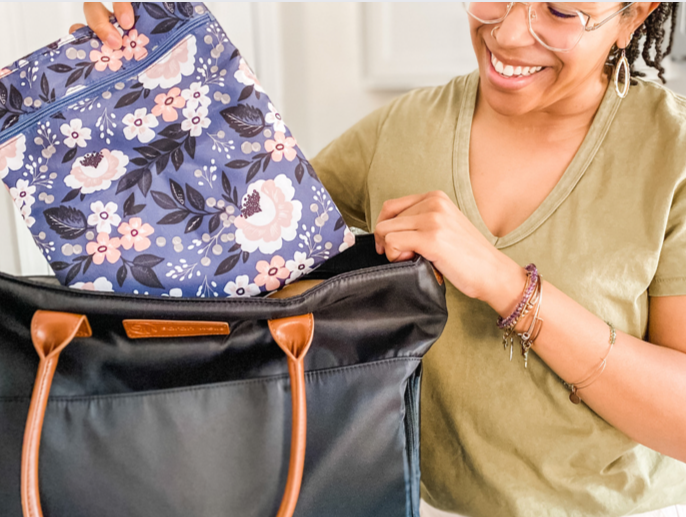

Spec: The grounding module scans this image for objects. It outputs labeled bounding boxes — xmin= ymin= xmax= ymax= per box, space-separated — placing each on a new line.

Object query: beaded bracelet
xmin=517 ymin=278 xmax=544 ymax=368
xmin=497 ymin=264 xmax=538 ymax=330
xmin=499 ymin=265 xmax=542 ymax=365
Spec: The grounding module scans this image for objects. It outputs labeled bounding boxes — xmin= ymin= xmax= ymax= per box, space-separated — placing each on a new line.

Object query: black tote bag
xmin=0 ymin=234 xmax=448 ymax=517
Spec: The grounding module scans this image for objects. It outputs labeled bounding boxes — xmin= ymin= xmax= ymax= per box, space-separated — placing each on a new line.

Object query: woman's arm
xmin=374 ymin=190 xmax=686 ymax=463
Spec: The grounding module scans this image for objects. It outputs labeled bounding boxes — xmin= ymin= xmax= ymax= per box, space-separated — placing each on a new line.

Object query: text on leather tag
xmin=122 ymin=320 xmax=230 ymax=339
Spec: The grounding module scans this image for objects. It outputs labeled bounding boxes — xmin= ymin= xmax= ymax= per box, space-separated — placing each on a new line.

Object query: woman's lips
xmin=486 ymin=50 xmax=547 ymax=90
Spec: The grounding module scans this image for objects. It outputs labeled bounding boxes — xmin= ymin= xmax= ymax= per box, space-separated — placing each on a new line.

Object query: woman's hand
xmin=374 ymin=190 xmax=526 ymax=314
xmin=69 ymin=3 xmax=134 ymax=49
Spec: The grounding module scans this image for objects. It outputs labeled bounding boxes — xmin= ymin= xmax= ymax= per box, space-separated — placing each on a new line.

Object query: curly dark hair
xmin=607 ymin=2 xmax=680 ymax=84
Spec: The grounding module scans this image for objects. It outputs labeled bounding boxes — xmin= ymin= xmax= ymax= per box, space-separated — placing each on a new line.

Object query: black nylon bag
xmin=0 ymin=234 xmax=447 ymax=517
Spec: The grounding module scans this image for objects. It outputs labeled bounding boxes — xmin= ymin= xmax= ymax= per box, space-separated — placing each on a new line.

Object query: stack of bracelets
xmin=496 ymin=263 xmax=544 ymax=369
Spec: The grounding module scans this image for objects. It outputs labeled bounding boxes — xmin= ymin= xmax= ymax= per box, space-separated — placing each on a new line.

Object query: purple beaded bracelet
xmin=497 ymin=264 xmax=538 ymax=330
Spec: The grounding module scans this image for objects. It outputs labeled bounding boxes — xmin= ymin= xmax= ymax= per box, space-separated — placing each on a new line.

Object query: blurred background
xmin=1 ymin=2 xmax=686 ymax=277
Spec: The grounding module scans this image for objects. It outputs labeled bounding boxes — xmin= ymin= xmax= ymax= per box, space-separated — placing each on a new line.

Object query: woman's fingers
xmin=113 ymin=3 xmax=135 ymax=30
xmin=376 ymin=193 xmax=429 ymax=227
xmin=69 ymin=23 xmax=85 ymax=34
xmin=83 ymin=2 xmax=120 ymax=49
xmin=374 ymin=213 xmax=428 ymax=259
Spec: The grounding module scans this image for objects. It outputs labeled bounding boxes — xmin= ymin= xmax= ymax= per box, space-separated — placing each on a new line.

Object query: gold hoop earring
xmin=491 ymin=25 xmax=500 ymax=40
xmin=614 ymin=48 xmax=630 ymax=98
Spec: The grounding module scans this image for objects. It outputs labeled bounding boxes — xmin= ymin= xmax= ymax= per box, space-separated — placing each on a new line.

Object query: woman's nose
xmin=495 ymin=3 xmax=537 ymax=48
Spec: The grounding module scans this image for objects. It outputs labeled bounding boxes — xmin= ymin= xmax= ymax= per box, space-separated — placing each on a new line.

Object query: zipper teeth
xmin=1 ymin=12 xmax=210 ymax=143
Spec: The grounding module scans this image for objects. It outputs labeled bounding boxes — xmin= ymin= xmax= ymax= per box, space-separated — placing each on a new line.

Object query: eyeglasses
xmin=462 ymin=2 xmax=635 ymax=52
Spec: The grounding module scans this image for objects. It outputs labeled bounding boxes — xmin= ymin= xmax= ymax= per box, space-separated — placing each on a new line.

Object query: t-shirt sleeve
xmin=309 ymin=102 xmax=394 ymax=232
xmin=648 ymin=179 xmax=686 ymax=296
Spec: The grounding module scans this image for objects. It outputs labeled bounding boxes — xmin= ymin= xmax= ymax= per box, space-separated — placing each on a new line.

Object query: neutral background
xmin=2 ymin=2 xmax=686 ymax=277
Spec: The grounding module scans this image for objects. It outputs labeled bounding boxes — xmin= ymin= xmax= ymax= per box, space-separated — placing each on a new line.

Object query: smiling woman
xmin=77 ymin=2 xmax=686 ymax=517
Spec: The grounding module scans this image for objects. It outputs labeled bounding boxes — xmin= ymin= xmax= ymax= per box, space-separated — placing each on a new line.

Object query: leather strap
xmin=268 ymin=314 xmax=315 ymax=517
xmin=22 ymin=311 xmax=91 ymax=517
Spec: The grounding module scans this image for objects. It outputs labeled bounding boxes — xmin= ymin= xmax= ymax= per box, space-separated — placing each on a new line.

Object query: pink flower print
xmin=254 ymin=256 xmax=290 ymax=291
xmin=64 ymin=149 xmax=129 ymax=194
xmin=118 ymin=217 xmax=154 ymax=252
xmin=138 ymin=34 xmax=197 ymax=90
xmin=122 ymin=29 xmax=149 ymax=61
xmin=339 ymin=227 xmax=355 ymax=252
xmin=151 ymin=87 xmax=185 ymax=122
xmin=90 ymin=44 xmax=124 ymax=72
xmin=0 ymin=68 xmax=11 ymax=79
xmin=234 ymin=174 xmax=303 ymax=254
xmin=71 ymin=277 xmax=114 ymax=292
xmin=86 ymin=233 xmax=122 ymax=265
xmin=265 ymin=132 xmax=297 ymax=162
xmin=123 ymin=108 xmax=159 ymax=143
xmin=234 ymin=58 xmax=264 ymax=92
xmin=0 ymin=134 xmax=26 ymax=180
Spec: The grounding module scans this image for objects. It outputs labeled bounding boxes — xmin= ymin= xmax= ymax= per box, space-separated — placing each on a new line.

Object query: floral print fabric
xmin=0 ymin=2 xmax=352 ymax=297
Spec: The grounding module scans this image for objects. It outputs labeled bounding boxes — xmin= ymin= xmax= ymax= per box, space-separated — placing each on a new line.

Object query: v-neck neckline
xmin=452 ymin=70 xmax=622 ymax=249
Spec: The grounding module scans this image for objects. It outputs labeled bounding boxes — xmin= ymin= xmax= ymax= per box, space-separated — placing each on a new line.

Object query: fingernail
xmin=106 ymin=33 xmax=121 ymax=49
xmin=121 ymin=12 xmax=134 ymax=29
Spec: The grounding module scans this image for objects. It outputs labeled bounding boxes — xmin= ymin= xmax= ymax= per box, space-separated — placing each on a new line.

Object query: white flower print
xmin=181 ymin=82 xmax=211 ymax=110
xmin=138 ymin=34 xmax=197 ymax=90
xmin=234 ymin=57 xmax=264 ymax=92
xmin=0 ymin=134 xmax=26 ymax=180
xmin=60 ymin=118 xmax=92 ymax=148
xmin=224 ymin=275 xmax=261 ymax=297
xmin=70 ymin=277 xmax=114 ymax=292
xmin=122 ymin=108 xmax=159 ymax=143
xmin=21 ymin=204 xmax=35 ymax=229
xmin=87 ymin=200 xmax=121 ymax=234
xmin=181 ymin=106 xmax=211 ymax=137
xmin=286 ymin=252 xmax=315 ymax=283
xmin=10 ymin=179 xmax=36 ymax=210
xmin=265 ymin=102 xmax=286 ymax=133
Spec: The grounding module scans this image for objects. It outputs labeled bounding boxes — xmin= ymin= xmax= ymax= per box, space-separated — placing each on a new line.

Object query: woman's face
xmin=468 ymin=2 xmax=636 ymax=116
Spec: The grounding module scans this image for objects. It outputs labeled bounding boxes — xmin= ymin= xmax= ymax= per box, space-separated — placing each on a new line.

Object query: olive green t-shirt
xmin=310 ymin=70 xmax=686 ymax=516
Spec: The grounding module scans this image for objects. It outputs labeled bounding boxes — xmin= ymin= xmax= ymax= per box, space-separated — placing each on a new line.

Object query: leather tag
xmin=123 ymin=320 xmax=230 ymax=339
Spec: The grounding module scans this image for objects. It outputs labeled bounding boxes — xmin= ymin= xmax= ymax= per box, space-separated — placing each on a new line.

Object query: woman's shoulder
xmin=623 ymin=77 xmax=686 ymax=136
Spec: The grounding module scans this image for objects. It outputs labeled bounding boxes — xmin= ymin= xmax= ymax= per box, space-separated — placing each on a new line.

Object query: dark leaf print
xmin=294 ymin=163 xmax=304 ymax=184
xmin=262 ymin=154 xmax=271 ymax=172
xmin=44 ymin=206 xmax=88 ymax=240
xmin=151 ymin=190 xmax=177 ymax=209
xmin=229 ymin=242 xmax=241 ymax=252
xmin=80 ymin=193 xmax=86 ymax=202
xmin=246 ymin=160 xmax=261 ymax=182
xmin=171 ymin=147 xmax=184 ymax=171
xmin=50 ymin=88 xmax=56 ymax=103
xmin=130 ymin=265 xmax=164 ymax=289
xmin=143 ymin=2 xmax=169 ymax=19
xmin=230 ymin=48 xmax=240 ymax=61
xmin=334 ymin=216 xmax=345 ymax=231
xmin=40 ymin=74 xmax=49 ymax=98
xmin=139 ymin=168 xmax=153 ymax=197
xmin=185 ymin=184 xmax=205 ymax=211
xmin=51 ymin=110 xmax=65 ymax=120
xmin=2 ymin=114 xmax=20 ymax=131
xmin=0 ymin=108 xmax=6 ymax=119
xmin=158 ymin=210 xmax=189 ymax=225
xmin=62 ymin=147 xmax=78 ymax=164
xmin=185 ymin=215 xmax=203 ymax=233
xmin=133 ymin=254 xmax=165 ymax=267
xmin=0 ymin=82 xmax=7 ymax=105
xmin=220 ymin=104 xmax=265 ymax=138
xmin=163 ymin=2 xmax=175 ymax=14
xmin=50 ymin=261 xmax=70 ymax=271
xmin=61 ymin=188 xmax=81 ymax=203
xmin=255 ymin=91 xmax=261 ymax=100
xmin=116 ymin=265 xmax=128 ymax=287
xmin=177 ymin=2 xmax=193 ymax=17
xmin=9 ymin=85 xmax=22 ymax=111
xmin=130 ymin=81 xmax=144 ymax=89
xmin=226 ymin=159 xmax=250 ymax=169
xmin=242 ymin=251 xmax=250 ymax=263
xmin=232 ymin=186 xmax=239 ymax=206
xmin=155 ymin=153 xmax=170 ymax=175
xmin=159 ymin=123 xmax=186 ymax=139
xmin=305 ymin=162 xmax=318 ymax=181
xmin=221 ymin=171 xmax=232 ymax=195
xmin=65 ymin=263 xmax=82 ymax=285
xmin=152 ymin=18 xmax=180 ymax=34
xmin=150 ymin=138 xmax=178 ymax=152
xmin=169 ymin=179 xmax=185 ymax=205
xmin=237 ymin=85 xmax=254 ymax=102
xmin=123 ymin=193 xmax=146 ymax=217
xmin=84 ymin=63 xmax=95 ymax=80
xmin=130 ymin=157 xmax=148 ymax=166
xmin=65 ymin=68 xmax=84 ymax=88
xmin=47 ymin=63 xmax=73 ymax=73
xmin=143 ymin=88 xmax=151 ymax=99
xmin=134 ymin=145 xmax=161 ymax=159
xmin=116 ymin=168 xmax=145 ymax=194
xmin=214 ymin=254 xmax=240 ymax=276
xmin=115 ymin=89 xmax=143 ymax=109
xmin=184 ymin=136 xmax=196 ymax=159
xmin=208 ymin=213 xmax=221 ymax=234
xmin=83 ymin=255 xmax=94 ymax=275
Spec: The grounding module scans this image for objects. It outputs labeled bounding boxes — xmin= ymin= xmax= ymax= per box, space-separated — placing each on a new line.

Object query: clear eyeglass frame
xmin=462 ymin=2 xmax=635 ymax=52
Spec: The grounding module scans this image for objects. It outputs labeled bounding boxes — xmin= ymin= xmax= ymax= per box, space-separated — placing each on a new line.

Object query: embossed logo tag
xmin=123 ymin=320 xmax=230 ymax=339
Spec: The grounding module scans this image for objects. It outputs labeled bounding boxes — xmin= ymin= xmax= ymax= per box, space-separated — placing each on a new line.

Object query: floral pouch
xmin=0 ymin=2 xmax=353 ymax=298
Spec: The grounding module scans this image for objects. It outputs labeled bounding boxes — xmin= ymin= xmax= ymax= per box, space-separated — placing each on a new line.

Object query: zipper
xmin=1 ymin=11 xmax=211 ymax=143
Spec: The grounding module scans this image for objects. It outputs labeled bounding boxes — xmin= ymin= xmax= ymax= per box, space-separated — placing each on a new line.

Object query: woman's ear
xmin=616 ymin=2 xmax=661 ymax=48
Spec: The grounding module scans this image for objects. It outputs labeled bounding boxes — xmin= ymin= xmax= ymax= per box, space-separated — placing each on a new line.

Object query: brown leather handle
xmin=268 ymin=314 xmax=315 ymax=517
xmin=22 ymin=310 xmax=92 ymax=517
xmin=20 ymin=310 xmax=313 ymax=517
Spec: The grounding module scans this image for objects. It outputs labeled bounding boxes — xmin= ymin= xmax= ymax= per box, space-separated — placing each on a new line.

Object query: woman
xmin=75 ymin=3 xmax=686 ymax=516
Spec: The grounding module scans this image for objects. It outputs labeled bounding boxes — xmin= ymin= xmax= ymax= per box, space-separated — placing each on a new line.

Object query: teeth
xmin=491 ymin=53 xmax=542 ymax=77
